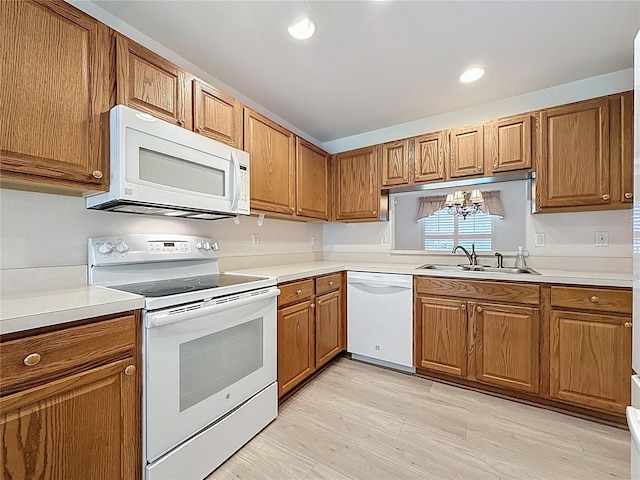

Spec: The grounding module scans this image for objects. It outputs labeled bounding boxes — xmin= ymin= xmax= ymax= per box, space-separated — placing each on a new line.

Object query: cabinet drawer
xmin=414 ymin=277 xmax=540 ymax=305
xmin=551 ymin=286 xmax=631 ymax=315
xmin=1 ymin=315 xmax=136 ymax=395
xmin=315 ymin=273 xmax=342 ymax=295
xmin=278 ymin=279 xmax=314 ymax=307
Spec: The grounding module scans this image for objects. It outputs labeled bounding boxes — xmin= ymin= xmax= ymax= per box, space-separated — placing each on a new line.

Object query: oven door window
xmin=179 ymin=318 xmax=263 ymax=411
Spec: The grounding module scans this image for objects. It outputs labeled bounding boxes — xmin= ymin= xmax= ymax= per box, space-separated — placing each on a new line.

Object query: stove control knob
xmin=115 ymin=240 xmax=129 ymax=254
xmin=203 ymin=241 xmax=212 ymax=251
xmin=195 ymin=242 xmax=203 ymax=251
xmin=98 ymin=242 xmax=114 ymax=254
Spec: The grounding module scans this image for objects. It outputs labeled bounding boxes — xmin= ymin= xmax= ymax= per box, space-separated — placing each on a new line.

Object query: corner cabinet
xmin=277 ymin=273 xmax=344 ymax=398
xmin=0 ymin=313 xmax=141 ymax=480
xmin=0 ymin=0 xmax=112 ymax=195
xmin=333 ymin=146 xmax=386 ymax=221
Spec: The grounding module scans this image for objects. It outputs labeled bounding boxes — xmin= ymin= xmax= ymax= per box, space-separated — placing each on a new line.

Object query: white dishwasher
xmin=347 ymin=272 xmax=415 ymax=373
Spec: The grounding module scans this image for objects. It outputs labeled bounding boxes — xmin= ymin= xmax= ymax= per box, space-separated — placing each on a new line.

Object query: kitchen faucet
xmin=452 ymin=244 xmax=478 ymax=266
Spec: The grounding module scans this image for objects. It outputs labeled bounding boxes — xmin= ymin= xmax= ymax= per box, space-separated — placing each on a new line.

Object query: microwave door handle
xmin=146 ymin=287 xmax=280 ymax=328
xmin=230 ymin=151 xmax=241 ymax=211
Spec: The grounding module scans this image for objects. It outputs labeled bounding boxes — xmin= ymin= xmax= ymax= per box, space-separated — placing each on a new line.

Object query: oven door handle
xmin=146 ymin=287 xmax=281 ymax=328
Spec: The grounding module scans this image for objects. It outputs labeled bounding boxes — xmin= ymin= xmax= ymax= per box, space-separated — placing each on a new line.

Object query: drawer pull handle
xmin=477 ymin=306 xmax=483 ymax=312
xmin=296 ymin=289 xmax=302 ymax=295
xmin=124 ymin=365 xmax=136 ymax=375
xmin=624 ymin=322 xmax=633 ymax=328
xmin=92 ymin=170 xmax=103 ymax=179
xmin=24 ymin=353 xmax=41 ymax=366
xmin=460 ymin=304 xmax=466 ymax=311
xmin=590 ymin=295 xmax=600 ymax=303
xmin=625 ymin=192 xmax=633 ymax=199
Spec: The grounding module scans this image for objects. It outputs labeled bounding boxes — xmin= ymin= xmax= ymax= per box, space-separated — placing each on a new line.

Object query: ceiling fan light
xmin=288 ymin=17 xmax=316 ymax=40
xmin=459 ymin=67 xmax=485 ymax=84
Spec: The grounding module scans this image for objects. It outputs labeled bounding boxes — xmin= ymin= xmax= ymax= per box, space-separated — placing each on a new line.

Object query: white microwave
xmin=86 ymin=105 xmax=250 ymax=220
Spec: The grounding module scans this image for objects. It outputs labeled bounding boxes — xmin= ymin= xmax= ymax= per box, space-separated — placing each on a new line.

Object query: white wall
xmin=0 ymin=189 xmax=323 ymax=271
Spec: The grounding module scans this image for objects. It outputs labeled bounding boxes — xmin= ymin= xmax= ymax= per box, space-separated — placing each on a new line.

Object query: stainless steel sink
xmin=417 ymin=264 xmax=540 ymax=275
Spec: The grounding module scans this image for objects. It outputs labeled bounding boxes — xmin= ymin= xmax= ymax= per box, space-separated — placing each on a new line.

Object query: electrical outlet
xmin=311 ymin=235 xmax=316 ymax=246
xmin=251 ymin=234 xmax=259 ymax=247
xmin=381 ymin=235 xmax=387 ymax=246
xmin=595 ymin=231 xmax=608 ymax=247
xmin=535 ymin=233 xmax=546 ymax=247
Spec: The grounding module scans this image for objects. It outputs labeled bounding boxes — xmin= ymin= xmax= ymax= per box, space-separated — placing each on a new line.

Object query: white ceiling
xmin=90 ymin=1 xmax=639 ymax=143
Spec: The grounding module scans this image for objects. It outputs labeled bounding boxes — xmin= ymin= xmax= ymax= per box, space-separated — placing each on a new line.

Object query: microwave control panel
xmin=238 ymin=165 xmax=249 ymax=215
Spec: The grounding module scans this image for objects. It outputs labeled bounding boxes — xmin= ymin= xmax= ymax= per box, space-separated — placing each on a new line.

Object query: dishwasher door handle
xmin=348 ymin=279 xmax=412 ymax=289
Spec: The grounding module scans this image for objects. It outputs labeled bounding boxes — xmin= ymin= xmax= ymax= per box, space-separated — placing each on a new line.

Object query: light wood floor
xmin=208 ymin=357 xmax=631 ymax=480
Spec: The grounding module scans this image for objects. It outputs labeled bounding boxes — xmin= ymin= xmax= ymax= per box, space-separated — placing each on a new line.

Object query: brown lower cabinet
xmin=0 ymin=312 xmax=141 ymax=480
xmin=415 ymin=277 xmax=632 ymax=421
xmin=277 ymin=273 xmax=344 ymax=398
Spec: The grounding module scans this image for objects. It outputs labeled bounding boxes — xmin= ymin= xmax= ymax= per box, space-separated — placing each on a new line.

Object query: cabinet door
xmin=475 ymin=303 xmax=539 ymax=394
xmin=381 ymin=140 xmax=409 ymax=187
xmin=610 ymin=91 xmax=633 ymax=205
xmin=296 ymin=138 xmax=330 ymax=220
xmin=537 ymin=98 xmax=610 ymax=209
xmin=192 ymin=79 xmax=242 ymax=148
xmin=448 ymin=125 xmax=484 ymax=178
xmin=116 ymin=35 xmax=192 ymax=129
xmin=413 ymin=132 xmax=445 ymax=183
xmin=244 ymin=108 xmax=295 ymax=216
xmin=1 ymin=358 xmax=139 ymax=480
xmin=415 ymin=296 xmax=468 ymax=377
xmin=334 ymin=146 xmax=381 ymax=221
xmin=485 ymin=114 xmax=532 ymax=174
xmin=315 ymin=290 xmax=341 ymax=368
xmin=278 ymin=300 xmax=315 ymax=397
xmin=0 ymin=0 xmax=111 ymax=193
xmin=550 ymin=310 xmax=631 ymax=414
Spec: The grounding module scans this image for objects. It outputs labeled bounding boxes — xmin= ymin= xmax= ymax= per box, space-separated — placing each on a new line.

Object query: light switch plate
xmin=595 ymin=231 xmax=609 ymax=247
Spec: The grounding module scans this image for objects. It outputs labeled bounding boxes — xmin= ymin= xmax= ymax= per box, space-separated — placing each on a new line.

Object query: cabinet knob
xmin=124 ymin=365 xmax=136 ymax=375
xmin=590 ymin=295 xmax=600 ymax=303
xmin=493 ymin=163 xmax=498 ymax=169
xmin=625 ymin=192 xmax=633 ymax=199
xmin=197 ymin=125 xmax=203 ymax=132
xmin=92 ymin=170 xmax=103 ymax=179
xmin=291 ymin=207 xmax=295 ymax=212
xmin=460 ymin=304 xmax=466 ymax=311
xmin=310 ymin=303 xmax=315 ymax=309
xmin=298 ymin=208 xmax=302 ymax=213
xmin=296 ymin=289 xmax=302 ymax=295
xmin=477 ymin=306 xmax=483 ymax=312
xmin=177 ymin=118 xmax=185 ymax=126
xmin=329 ymin=281 xmax=334 ymax=286
xmin=625 ymin=322 xmax=633 ymax=328
xmin=372 ymin=210 xmax=377 ymax=216
xmin=317 ymin=300 xmax=322 ymax=306
xmin=23 ymin=353 xmax=41 ymax=366
xmin=602 ymin=194 xmax=610 ymax=201
xmin=476 ymin=166 xmax=482 ymax=172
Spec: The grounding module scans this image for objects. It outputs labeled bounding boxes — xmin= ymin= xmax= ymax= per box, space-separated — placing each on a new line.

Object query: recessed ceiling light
xmin=288 ymin=17 xmax=316 ymax=40
xmin=459 ymin=67 xmax=485 ymax=84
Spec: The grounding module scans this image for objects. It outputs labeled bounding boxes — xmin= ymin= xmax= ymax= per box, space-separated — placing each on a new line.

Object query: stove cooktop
xmin=110 ymin=273 xmax=268 ymax=297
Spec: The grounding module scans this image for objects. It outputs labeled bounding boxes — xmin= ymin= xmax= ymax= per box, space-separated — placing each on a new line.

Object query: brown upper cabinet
xmin=381 ymin=139 xmax=410 ymax=187
xmin=535 ymin=93 xmax=633 ymax=212
xmin=413 ymin=132 xmax=446 ymax=184
xmin=0 ymin=0 xmax=112 ymax=195
xmin=192 ymin=80 xmax=243 ymax=149
xmin=296 ymin=138 xmax=330 ymax=220
xmin=244 ymin=108 xmax=296 ymax=216
xmin=448 ymin=124 xmax=485 ymax=179
xmin=116 ymin=35 xmax=193 ymax=130
xmin=485 ymin=113 xmax=533 ymax=174
xmin=333 ymin=146 xmax=386 ymax=221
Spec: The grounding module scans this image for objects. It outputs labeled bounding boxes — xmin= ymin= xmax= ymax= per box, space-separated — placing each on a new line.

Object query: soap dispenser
xmin=514 ymin=246 xmax=526 ymax=269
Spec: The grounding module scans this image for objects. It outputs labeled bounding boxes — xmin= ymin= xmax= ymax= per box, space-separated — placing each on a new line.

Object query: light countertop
xmin=229 ymin=261 xmax=633 ymax=288
xmin=0 ymin=286 xmax=144 ymax=335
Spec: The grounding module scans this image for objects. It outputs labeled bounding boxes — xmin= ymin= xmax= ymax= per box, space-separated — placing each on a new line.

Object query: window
xmin=423 ymin=209 xmax=492 ymax=251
